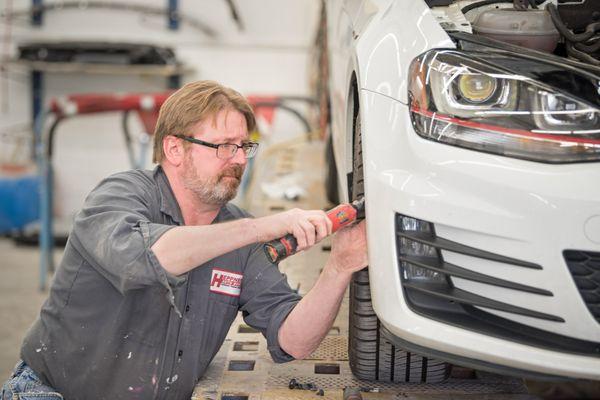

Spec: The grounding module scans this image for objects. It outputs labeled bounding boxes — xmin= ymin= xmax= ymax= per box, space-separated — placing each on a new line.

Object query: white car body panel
xmin=356 ymin=0 xmax=454 ymax=104
xmin=327 ymin=0 xmax=600 ymax=380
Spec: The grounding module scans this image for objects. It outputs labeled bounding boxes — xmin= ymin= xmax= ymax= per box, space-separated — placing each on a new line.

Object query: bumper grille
xmin=395 ymin=214 xmax=600 ymax=357
xmin=565 ymin=250 xmax=600 ymax=324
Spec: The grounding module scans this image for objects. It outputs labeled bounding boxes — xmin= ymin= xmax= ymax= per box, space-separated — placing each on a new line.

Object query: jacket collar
xmin=154 ymin=165 xmax=184 ymax=226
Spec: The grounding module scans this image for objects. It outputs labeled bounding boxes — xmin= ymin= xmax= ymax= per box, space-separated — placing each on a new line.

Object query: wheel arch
xmin=345 ymin=72 xmax=360 ymax=201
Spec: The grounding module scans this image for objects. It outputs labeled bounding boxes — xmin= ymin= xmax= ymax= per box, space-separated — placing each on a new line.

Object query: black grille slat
xmin=564 ymin=250 xmax=600 ymax=323
xmin=396 ymin=231 xmax=541 ymax=270
xmin=584 ymin=292 xmax=600 ymax=302
xmin=580 ymin=280 xmax=598 ymax=290
xmin=569 ymin=263 xmax=593 ymax=276
xmin=565 ymin=251 xmax=588 ymax=262
xmin=403 ymin=282 xmax=564 ymax=322
xmin=400 ymin=255 xmax=552 ymax=296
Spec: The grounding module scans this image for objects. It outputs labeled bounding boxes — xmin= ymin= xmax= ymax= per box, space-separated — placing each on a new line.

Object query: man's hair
xmin=152 ymin=80 xmax=256 ymax=163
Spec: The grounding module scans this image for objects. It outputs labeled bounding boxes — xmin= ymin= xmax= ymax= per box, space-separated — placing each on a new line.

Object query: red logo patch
xmin=210 ymin=268 xmax=243 ymax=297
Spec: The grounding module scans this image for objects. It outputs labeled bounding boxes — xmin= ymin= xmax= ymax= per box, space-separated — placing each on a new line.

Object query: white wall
xmin=0 ymin=0 xmax=320 ymax=222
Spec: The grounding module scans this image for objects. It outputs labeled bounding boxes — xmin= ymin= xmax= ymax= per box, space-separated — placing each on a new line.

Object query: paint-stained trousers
xmin=1 ymin=360 xmax=63 ymax=399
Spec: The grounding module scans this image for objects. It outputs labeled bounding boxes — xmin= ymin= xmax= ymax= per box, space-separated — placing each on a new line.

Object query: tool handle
xmin=263 ymin=202 xmax=359 ymax=263
xmin=264 ymin=234 xmax=298 ymax=264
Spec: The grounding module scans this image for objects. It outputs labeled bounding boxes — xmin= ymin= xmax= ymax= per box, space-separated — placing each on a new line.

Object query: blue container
xmin=0 ymin=174 xmax=40 ymax=234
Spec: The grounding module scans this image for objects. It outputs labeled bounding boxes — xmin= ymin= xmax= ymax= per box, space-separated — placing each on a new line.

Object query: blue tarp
xmin=0 ymin=174 xmax=40 ymax=234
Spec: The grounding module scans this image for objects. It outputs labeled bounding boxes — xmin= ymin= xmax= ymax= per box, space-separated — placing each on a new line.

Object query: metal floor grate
xmin=306 ymin=336 xmax=348 ymax=361
xmin=266 ymin=374 xmax=527 ymax=394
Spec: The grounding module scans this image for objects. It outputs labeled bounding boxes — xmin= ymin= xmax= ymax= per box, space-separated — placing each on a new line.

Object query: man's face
xmin=180 ymin=108 xmax=249 ymax=205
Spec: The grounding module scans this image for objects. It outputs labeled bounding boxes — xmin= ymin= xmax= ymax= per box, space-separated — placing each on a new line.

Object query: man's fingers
xmin=315 ymin=210 xmax=333 ymax=236
xmin=315 ymin=220 xmax=328 ymax=242
xmin=351 ymin=219 xmax=367 ymax=237
xmin=299 ymin=220 xmax=316 ymax=248
xmin=280 ymin=209 xmax=338 ymax=251
xmin=325 ymin=214 xmax=333 ymax=235
xmin=311 ymin=210 xmax=332 ymax=236
xmin=293 ymin=224 xmax=308 ymax=250
xmin=308 ymin=216 xmax=328 ymax=242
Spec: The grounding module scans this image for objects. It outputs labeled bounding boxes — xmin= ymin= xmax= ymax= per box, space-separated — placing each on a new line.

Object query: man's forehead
xmin=215 ymin=108 xmax=245 ymax=126
xmin=192 ymin=109 xmax=249 ymax=140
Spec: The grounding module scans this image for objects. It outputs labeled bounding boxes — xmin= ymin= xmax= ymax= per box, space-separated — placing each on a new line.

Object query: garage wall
xmin=0 ymin=0 xmax=320 ymax=222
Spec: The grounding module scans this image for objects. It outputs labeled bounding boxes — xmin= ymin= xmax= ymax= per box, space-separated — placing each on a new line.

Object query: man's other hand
xmin=328 ymin=220 xmax=368 ymax=277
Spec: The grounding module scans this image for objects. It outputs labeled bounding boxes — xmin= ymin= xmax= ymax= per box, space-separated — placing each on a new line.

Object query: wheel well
xmin=347 ymin=74 xmax=359 ymax=200
xmin=349 ymin=74 xmax=359 ymax=151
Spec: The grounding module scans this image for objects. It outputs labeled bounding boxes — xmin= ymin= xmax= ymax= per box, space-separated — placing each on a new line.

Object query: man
xmin=2 ymin=81 xmax=368 ymax=400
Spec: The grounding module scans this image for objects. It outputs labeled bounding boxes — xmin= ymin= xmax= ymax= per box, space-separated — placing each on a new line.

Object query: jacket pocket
xmin=197 ymin=299 xmax=239 ymax=371
xmin=124 ymin=286 xmax=171 ymax=347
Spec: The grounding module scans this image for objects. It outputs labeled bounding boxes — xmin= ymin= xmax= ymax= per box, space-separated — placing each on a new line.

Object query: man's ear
xmin=163 ymin=135 xmax=185 ymax=166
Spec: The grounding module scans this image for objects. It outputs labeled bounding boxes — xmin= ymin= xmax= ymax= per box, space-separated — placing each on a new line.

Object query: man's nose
xmin=231 ymin=147 xmax=247 ymax=165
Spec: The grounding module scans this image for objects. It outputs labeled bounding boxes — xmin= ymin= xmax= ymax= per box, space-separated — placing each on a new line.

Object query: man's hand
xmin=327 ymin=220 xmax=368 ymax=277
xmin=254 ymin=208 xmax=333 ymax=251
xmin=277 ymin=220 xmax=368 ymax=359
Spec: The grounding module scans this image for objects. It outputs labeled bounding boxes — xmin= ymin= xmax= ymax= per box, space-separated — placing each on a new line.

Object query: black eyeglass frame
xmin=173 ymin=134 xmax=259 ymax=159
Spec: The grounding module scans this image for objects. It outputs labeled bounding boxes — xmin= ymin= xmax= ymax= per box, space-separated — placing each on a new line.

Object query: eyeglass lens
xmin=216 ymin=144 xmax=257 ymax=159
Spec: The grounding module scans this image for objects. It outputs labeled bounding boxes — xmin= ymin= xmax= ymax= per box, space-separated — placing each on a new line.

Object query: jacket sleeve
xmin=69 ymin=172 xmax=186 ymax=296
xmin=238 ymin=243 xmax=302 ymax=363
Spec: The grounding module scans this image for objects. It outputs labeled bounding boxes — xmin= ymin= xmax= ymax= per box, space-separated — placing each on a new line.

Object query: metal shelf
xmin=7 ymin=60 xmax=193 ymax=76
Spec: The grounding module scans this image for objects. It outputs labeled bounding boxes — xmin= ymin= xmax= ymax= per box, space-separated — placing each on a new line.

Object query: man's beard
xmin=182 ymin=154 xmax=244 ymax=206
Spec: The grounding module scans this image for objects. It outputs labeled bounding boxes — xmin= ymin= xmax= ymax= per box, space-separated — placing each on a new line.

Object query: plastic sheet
xmin=0 ymin=174 xmax=40 ymax=234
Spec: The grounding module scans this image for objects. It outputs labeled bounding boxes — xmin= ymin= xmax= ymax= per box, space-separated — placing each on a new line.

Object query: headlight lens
xmin=408 ymin=50 xmax=600 ymax=163
xmin=457 ymin=74 xmax=497 ymax=104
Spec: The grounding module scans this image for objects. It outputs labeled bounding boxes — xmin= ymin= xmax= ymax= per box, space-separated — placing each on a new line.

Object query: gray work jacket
xmin=21 ymin=167 xmax=301 ymax=400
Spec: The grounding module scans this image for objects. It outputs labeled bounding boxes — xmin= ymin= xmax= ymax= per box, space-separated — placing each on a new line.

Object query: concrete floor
xmin=0 ymin=238 xmax=54 ymax=380
xmin=0 ymin=137 xmax=599 ymax=399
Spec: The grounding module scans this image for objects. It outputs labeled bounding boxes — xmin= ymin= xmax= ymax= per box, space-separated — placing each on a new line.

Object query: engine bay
xmin=430 ymin=0 xmax=600 ymax=67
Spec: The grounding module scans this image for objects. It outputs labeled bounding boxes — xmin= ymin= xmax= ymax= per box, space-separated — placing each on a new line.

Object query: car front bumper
xmin=360 ymin=90 xmax=600 ymax=380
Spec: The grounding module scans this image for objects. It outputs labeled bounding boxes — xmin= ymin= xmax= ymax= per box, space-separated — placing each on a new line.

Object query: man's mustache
xmin=219 ymin=164 xmax=244 ymax=181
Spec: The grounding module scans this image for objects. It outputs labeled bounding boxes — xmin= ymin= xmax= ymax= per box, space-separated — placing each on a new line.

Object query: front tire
xmin=347 ymin=110 xmax=450 ymax=383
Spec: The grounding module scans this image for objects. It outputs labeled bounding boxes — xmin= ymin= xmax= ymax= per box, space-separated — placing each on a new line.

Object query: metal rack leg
xmin=35 ymin=109 xmax=53 ymax=291
xmin=38 ymin=152 xmax=51 ymax=291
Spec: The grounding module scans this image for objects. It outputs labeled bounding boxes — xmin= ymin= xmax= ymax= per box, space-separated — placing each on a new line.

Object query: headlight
xmin=408 ymin=50 xmax=600 ymax=163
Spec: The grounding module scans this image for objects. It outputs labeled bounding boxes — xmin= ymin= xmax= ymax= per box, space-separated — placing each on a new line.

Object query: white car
xmin=325 ymin=0 xmax=600 ymax=383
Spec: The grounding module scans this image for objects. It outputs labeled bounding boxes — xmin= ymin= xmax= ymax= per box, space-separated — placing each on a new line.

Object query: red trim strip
xmin=411 ymin=106 xmax=600 ymax=145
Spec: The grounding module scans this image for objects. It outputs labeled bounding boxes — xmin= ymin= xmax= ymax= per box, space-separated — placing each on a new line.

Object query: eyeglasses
xmin=174 ymin=134 xmax=259 ymax=159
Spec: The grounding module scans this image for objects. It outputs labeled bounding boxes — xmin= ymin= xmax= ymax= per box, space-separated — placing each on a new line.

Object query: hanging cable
xmin=547 ymin=3 xmax=600 ymax=43
xmin=567 ymin=42 xmax=600 ymax=66
xmin=461 ymin=0 xmax=512 ymax=15
xmin=547 ymin=3 xmax=600 ymax=65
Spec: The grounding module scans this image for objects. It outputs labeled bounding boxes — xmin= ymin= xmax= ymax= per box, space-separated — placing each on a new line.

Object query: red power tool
xmin=263 ymin=197 xmax=366 ymax=263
